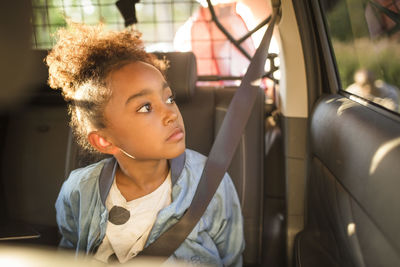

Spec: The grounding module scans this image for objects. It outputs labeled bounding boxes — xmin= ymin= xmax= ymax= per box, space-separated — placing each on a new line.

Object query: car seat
xmin=0 ymin=51 xmax=270 ymax=266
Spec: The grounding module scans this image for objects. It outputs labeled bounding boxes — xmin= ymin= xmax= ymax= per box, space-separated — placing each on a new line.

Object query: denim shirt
xmin=55 ymin=149 xmax=244 ymax=266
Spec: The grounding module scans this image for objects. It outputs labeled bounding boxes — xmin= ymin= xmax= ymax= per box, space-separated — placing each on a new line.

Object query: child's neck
xmin=115 ymin=158 xmax=169 ymax=202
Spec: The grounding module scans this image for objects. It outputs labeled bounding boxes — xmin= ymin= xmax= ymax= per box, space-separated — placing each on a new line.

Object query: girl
xmin=47 ymin=23 xmax=244 ymax=266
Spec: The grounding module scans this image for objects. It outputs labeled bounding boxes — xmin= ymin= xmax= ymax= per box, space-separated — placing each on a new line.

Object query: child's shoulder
xmin=181 ymin=149 xmax=239 ymax=213
xmin=183 ymin=148 xmax=235 ymax=190
xmin=184 ymin=148 xmax=207 ymax=168
xmin=63 ymin=158 xmax=110 ymax=191
xmin=174 ymin=149 xmax=207 ymax=187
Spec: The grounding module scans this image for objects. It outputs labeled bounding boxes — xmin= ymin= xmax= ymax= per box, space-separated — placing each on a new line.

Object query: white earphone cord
xmin=120 ymin=148 xmax=136 ymax=159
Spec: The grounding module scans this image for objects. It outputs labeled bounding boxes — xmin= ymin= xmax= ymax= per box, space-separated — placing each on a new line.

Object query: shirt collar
xmin=98 ymin=151 xmax=186 ymax=205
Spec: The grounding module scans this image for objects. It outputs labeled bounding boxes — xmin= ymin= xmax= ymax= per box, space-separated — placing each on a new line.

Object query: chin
xmin=166 ymin=141 xmax=186 ymax=159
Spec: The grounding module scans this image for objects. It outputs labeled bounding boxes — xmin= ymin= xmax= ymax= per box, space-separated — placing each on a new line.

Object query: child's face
xmin=102 ymin=61 xmax=186 ymax=160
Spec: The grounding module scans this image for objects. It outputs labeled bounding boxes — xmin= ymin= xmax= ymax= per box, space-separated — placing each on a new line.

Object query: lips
xmin=166 ymin=127 xmax=184 ymax=142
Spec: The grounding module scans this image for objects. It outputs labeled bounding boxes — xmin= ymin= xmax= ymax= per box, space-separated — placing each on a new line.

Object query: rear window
xmin=320 ymin=0 xmax=400 ymax=113
xmin=32 ymin=0 xmax=199 ymax=50
xmin=31 ymin=0 xmax=280 ymax=103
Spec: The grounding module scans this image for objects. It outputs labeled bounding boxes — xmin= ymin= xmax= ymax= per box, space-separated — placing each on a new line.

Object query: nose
xmin=162 ymin=105 xmax=178 ymax=126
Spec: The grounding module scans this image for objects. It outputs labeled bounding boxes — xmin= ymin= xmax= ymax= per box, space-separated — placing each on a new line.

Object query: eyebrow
xmin=125 ymin=82 xmax=169 ymax=106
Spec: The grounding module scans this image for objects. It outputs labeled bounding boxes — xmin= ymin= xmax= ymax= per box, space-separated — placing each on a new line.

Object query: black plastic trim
xmin=292 ymin=0 xmax=322 ymax=112
xmin=310 ymin=0 xmax=341 ymax=93
xmin=340 ymin=90 xmax=400 ymax=123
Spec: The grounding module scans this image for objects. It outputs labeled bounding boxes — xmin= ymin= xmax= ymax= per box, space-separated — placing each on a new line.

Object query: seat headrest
xmin=153 ymin=52 xmax=197 ymax=102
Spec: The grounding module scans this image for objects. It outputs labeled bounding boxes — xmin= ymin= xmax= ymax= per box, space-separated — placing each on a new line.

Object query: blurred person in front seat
xmin=346 ymin=68 xmax=399 ymax=111
xmin=46 ymin=23 xmax=244 ymax=266
xmin=173 ymin=0 xmax=278 ymax=100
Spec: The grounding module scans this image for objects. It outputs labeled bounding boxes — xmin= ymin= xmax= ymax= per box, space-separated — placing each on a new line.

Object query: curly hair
xmin=46 ymin=23 xmax=167 ymax=152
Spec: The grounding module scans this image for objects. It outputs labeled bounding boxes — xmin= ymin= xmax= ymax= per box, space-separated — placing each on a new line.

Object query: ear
xmin=88 ymin=131 xmax=119 ymax=155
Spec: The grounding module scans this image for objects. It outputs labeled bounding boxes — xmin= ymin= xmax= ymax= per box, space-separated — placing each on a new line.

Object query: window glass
xmin=31 ymin=0 xmax=199 ymax=50
xmin=321 ymin=0 xmax=400 ymax=113
xmin=30 ymin=0 xmax=279 ymax=100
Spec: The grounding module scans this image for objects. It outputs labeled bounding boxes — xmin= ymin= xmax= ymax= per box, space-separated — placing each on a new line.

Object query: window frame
xmin=315 ymin=0 xmax=400 ymax=120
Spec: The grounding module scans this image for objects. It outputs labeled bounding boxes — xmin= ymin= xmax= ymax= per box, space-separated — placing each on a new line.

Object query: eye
xmin=137 ymin=103 xmax=152 ymax=113
xmin=166 ymin=95 xmax=175 ymax=104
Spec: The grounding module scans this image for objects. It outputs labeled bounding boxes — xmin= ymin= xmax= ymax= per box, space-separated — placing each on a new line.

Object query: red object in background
xmin=177 ymin=3 xmax=255 ymax=78
xmin=174 ymin=2 xmax=275 ymax=99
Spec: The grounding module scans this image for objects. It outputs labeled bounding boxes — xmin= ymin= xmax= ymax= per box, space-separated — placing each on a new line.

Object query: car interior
xmin=0 ymin=0 xmax=399 ymax=267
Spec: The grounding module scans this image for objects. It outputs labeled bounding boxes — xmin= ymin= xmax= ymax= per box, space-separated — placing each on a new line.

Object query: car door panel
xmin=296 ymin=93 xmax=400 ymax=266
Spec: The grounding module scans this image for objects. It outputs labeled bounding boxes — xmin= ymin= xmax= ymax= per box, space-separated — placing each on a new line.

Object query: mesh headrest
xmin=153 ymin=52 xmax=197 ymax=102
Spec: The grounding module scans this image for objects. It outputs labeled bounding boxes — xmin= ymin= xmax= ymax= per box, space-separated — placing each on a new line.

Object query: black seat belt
xmin=138 ymin=0 xmax=281 ymax=259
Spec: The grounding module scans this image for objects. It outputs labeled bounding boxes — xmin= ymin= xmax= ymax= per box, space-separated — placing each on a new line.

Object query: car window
xmin=31 ymin=0 xmax=280 ymax=104
xmin=320 ymin=0 xmax=400 ymax=113
xmin=31 ymin=0 xmax=199 ymax=50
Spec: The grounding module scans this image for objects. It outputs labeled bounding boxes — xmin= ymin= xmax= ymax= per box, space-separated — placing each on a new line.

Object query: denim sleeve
xmin=55 ymin=181 xmax=79 ymax=249
xmin=211 ymin=174 xmax=245 ymax=267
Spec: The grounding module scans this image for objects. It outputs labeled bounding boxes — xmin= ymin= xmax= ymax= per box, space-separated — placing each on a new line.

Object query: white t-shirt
xmin=94 ymin=172 xmax=172 ymax=263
